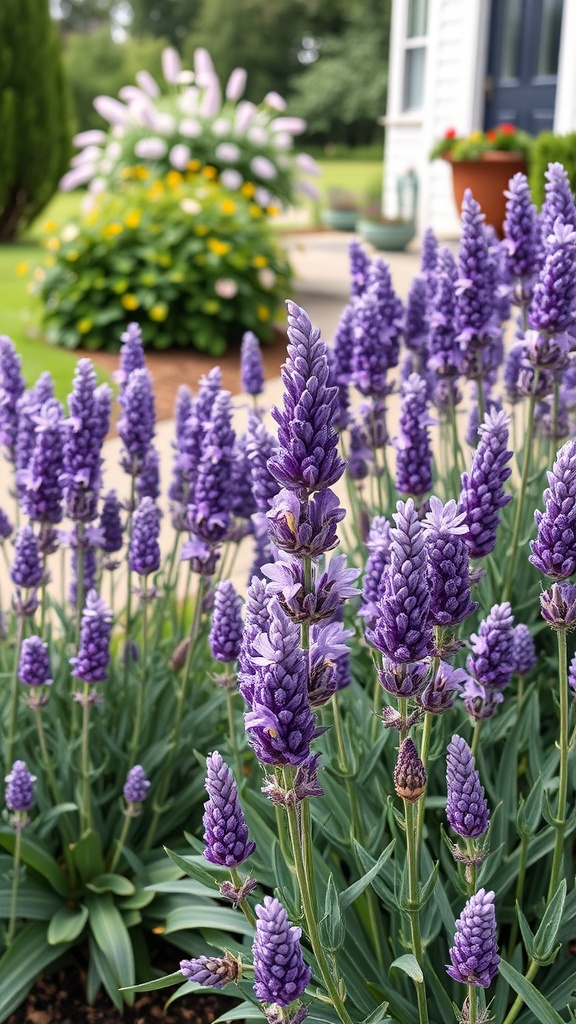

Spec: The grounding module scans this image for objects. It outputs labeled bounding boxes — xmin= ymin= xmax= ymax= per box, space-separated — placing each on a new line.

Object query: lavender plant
xmin=3 ymin=168 xmax=576 ymax=1024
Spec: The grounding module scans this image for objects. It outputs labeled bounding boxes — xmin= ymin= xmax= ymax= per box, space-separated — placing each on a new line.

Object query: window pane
xmin=407 ymin=0 xmax=428 ymax=38
xmin=499 ymin=0 xmax=522 ymax=78
xmin=538 ymin=0 xmax=563 ymax=75
xmin=403 ymin=46 xmax=426 ymax=109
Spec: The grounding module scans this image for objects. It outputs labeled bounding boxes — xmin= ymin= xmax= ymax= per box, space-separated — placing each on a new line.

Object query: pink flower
xmin=271 ymin=116 xmax=306 ymax=135
xmin=136 ymin=69 xmax=160 ymax=98
xmin=134 ymin=137 xmax=167 ymax=160
xmin=73 ymin=130 xmax=106 ymax=147
xmin=60 ymin=164 xmax=95 ymax=191
xmin=264 ymin=92 xmax=287 ymax=111
xmin=162 ymin=47 xmax=181 ymax=84
xmin=225 ymin=68 xmax=247 ymax=102
xmin=93 ymin=95 xmax=129 ymax=125
xmin=250 ymin=156 xmax=277 ymax=181
xmin=169 ymin=144 xmax=191 ymax=170
xmin=214 ymin=279 xmax=238 ymax=299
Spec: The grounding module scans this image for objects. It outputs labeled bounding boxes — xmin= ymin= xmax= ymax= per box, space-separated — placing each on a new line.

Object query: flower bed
xmin=1 ymin=163 xmax=576 ymax=1024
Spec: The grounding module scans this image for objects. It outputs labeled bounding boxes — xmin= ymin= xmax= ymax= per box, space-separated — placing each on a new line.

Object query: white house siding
xmin=555 ymin=0 xmax=576 ymax=132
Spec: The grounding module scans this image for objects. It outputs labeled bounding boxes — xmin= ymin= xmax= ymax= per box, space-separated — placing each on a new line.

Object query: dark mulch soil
xmin=7 ymin=963 xmax=236 ymax=1024
xmin=87 ymin=324 xmax=289 ymax=423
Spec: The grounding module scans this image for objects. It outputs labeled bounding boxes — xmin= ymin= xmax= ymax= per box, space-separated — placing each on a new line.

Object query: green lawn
xmin=1 ymin=158 xmax=382 ymax=394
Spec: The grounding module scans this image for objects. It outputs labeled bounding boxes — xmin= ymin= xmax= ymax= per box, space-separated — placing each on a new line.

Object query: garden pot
xmin=445 ymin=151 xmax=527 ymax=236
xmin=357 ymin=218 xmax=416 ymax=251
xmin=320 ymin=208 xmax=358 ymax=231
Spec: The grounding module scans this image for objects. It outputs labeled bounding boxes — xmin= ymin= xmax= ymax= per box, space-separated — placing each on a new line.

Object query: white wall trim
xmin=554 ymin=0 xmax=576 ymax=133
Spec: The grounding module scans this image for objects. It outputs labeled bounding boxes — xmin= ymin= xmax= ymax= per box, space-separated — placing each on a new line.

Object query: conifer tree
xmin=0 ymin=0 xmax=72 ymax=240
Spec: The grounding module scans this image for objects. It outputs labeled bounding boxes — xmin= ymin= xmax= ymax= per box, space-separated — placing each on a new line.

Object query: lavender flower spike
xmin=446 ymin=735 xmax=490 ymax=838
xmin=447 ymin=888 xmax=500 ymax=988
xmin=203 ymin=751 xmax=256 ymax=867
xmin=458 ymin=409 xmax=512 ymax=559
xmin=241 ymin=331 xmax=265 ymax=397
xmin=394 ymin=373 xmax=434 ymax=499
xmin=70 ymin=591 xmax=113 ymax=684
xmin=530 ymin=438 xmax=576 ymax=579
xmin=11 ymin=526 xmax=43 ymax=589
xmin=5 ymin=760 xmax=36 ymax=813
xmin=118 ymin=368 xmax=156 ymax=476
xmin=123 ymin=765 xmax=151 ymax=804
xmin=367 ymin=499 xmax=434 ymax=665
xmin=467 ymin=603 xmax=515 ymax=692
xmin=62 ymin=361 xmax=110 ymax=523
xmin=0 ymin=335 xmax=25 ymax=462
xmin=116 ymin=322 xmax=145 ymax=388
xmin=209 ymin=581 xmax=244 ymax=662
xmin=349 ymin=238 xmax=371 ymax=298
xmin=455 ymin=190 xmax=498 ymax=354
xmin=503 ymin=173 xmax=540 ymax=287
xmin=423 ymin=497 xmax=478 ymax=628
xmin=18 ymin=637 xmax=52 ymax=688
xmin=129 ymin=496 xmax=161 ymax=577
xmin=528 ymin=220 xmax=576 ymax=337
xmin=268 ymin=301 xmax=345 ymax=496
xmin=512 ymin=624 xmax=537 ymax=676
xmin=180 ymin=955 xmax=239 ymax=989
xmin=541 ymin=162 xmax=576 ymax=239
xmin=253 ymin=895 xmax=311 ymax=1006
xmin=187 ymin=389 xmax=236 ymax=544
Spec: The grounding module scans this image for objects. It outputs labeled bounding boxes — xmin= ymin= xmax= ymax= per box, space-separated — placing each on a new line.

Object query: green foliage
xmin=529 ymin=131 xmax=576 ymax=207
xmin=35 ymin=172 xmax=291 ymax=354
xmin=62 ymin=29 xmax=168 ymax=133
xmin=289 ymin=0 xmax=391 ymax=146
xmin=0 ymin=0 xmax=72 ymax=240
xmin=430 ymin=124 xmax=534 ymax=164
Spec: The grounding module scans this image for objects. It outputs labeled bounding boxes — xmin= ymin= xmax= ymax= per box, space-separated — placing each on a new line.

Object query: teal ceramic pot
xmin=320 ymin=208 xmax=358 ymax=231
xmin=357 ymin=218 xmax=416 ymax=251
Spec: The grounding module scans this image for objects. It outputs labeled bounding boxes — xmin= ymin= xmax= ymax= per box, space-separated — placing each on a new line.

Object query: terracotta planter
xmin=445 ymin=151 xmax=527 ymax=236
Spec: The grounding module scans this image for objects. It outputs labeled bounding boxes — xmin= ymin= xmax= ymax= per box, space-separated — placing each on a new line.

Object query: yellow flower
xmin=240 ymin=182 xmax=256 ymax=198
xmin=122 ymin=294 xmax=140 ymax=310
xmin=157 ymin=253 xmax=172 ymax=267
xmin=170 ymin=271 xmax=184 ymax=283
xmin=166 ymin=170 xmax=183 ymax=189
xmin=253 ymin=255 xmax=268 ymax=268
xmin=147 ymin=182 xmax=164 ymax=200
xmin=16 ymin=262 xmax=28 ymax=276
xmin=45 ymin=256 xmax=56 ymax=267
xmin=267 ymin=205 xmax=280 ymax=217
xmin=133 ymin=165 xmax=150 ymax=180
xmin=220 ymin=199 xmax=236 ymax=215
xmin=103 ymin=222 xmax=123 ymax=239
xmin=43 ymin=220 xmax=58 ymax=232
xmin=256 ymin=305 xmax=271 ymax=321
xmin=46 ymin=237 xmax=60 ymax=251
xmin=207 ymin=238 xmax=231 ymax=256
xmin=120 ymin=167 xmax=134 ymax=179
xmin=249 ymin=204 xmax=262 ymax=218
xmin=202 ymin=165 xmax=218 ymax=179
xmin=112 ymin=279 xmax=129 ymax=294
xmin=125 ymin=211 xmax=141 ymax=229
xmin=140 ymin=272 xmax=156 ymax=287
xmin=202 ymin=299 xmax=221 ymax=314
xmin=195 ymin=224 xmax=209 ymax=236
xmin=77 ymin=318 xmax=93 ymax=334
xmin=187 ymin=159 xmax=201 ymax=172
xmin=67 ymin=250 xmax=80 ymax=262
xmin=150 ymin=303 xmax=168 ymax=322
xmin=469 ymin=130 xmax=483 ymax=142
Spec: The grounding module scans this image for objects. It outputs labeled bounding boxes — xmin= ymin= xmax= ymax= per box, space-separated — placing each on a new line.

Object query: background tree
xmin=0 ymin=0 xmax=72 ymax=241
xmin=289 ymin=0 xmax=391 ymax=146
xmin=129 ymin=0 xmax=202 ymax=46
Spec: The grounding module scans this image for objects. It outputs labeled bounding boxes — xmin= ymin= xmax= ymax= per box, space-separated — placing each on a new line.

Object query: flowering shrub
xmin=61 ymin=46 xmax=320 ymax=212
xmin=35 ymin=173 xmax=291 ymax=353
xmin=2 ymin=164 xmax=576 ymax=1024
xmin=431 ymin=123 xmax=533 ymax=163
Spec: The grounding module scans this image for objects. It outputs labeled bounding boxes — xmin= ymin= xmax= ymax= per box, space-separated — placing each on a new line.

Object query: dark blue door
xmin=484 ymin=0 xmax=563 ymax=134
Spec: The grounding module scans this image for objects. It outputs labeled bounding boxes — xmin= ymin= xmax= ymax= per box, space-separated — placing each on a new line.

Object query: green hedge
xmin=529 ymin=131 xmax=576 ymax=207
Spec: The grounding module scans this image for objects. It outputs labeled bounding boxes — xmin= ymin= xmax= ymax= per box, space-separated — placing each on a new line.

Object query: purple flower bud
xmin=446 ymin=735 xmax=490 ymax=838
xmin=503 ymin=342 xmax=526 ymax=405
xmin=540 ymin=581 xmax=576 ymax=630
xmin=511 ymin=624 xmax=536 ymax=675
xmin=246 ymin=412 xmax=281 ymax=514
xmin=404 ymin=275 xmax=429 ymax=353
xmin=209 ymin=581 xmax=244 ymax=662
xmin=379 ymin=659 xmax=429 ymax=699
xmin=530 ymin=438 xmax=576 ymax=578
xmin=244 ymin=598 xmax=316 ymax=767
xmin=458 ymin=409 xmax=513 ymax=559
xmin=0 ymin=507 xmax=12 ymax=540
xmin=62 ymin=362 xmax=111 ymax=522
xmin=367 ymin=499 xmax=434 ymax=665
xmin=361 ymin=516 xmax=392 ymax=627
xmin=123 ymin=765 xmax=151 ymax=804
xmin=253 ymin=896 xmax=311 ymax=1006
xmin=18 ymin=636 xmax=52 ymax=688
xmin=462 ymin=678 xmax=504 ymax=721
xmin=268 ymin=301 xmax=345 ymax=496
xmin=136 ymin=444 xmax=161 ymax=502
xmin=541 ymin=162 xmax=576 ymax=241
xmin=5 ymin=760 xmax=36 ymax=813
xmin=11 ymin=526 xmax=43 ymax=589
xmin=468 ymin=603 xmax=515 ymax=691
xmin=308 ymin=619 xmax=353 ymax=706
xmin=266 ymin=488 xmax=344 ymax=559
xmin=117 ymin=322 xmax=145 ymax=388
xmin=19 ymin=398 xmax=64 ymax=525
xmin=129 ymin=496 xmax=161 ymax=576
xmin=419 ymin=662 xmax=467 ymax=714
xmin=332 ymin=303 xmax=355 ymax=382
xmin=352 ymin=261 xmax=403 ymax=397
xmin=349 ymin=239 xmax=371 ymax=298
xmin=188 ymin=390 xmax=236 ymax=544
xmin=180 ymin=955 xmax=239 ymax=989
xmin=420 ymin=227 xmax=439 ymax=282
xmin=203 ymin=751 xmax=256 ymax=867
xmin=394 ymin=373 xmax=434 ymax=499
xmin=241 ymin=331 xmax=264 ymax=396
xmin=394 ymin=738 xmax=427 ymax=802
xmin=423 ymin=497 xmax=478 ymax=627
xmin=15 ymin=375 xmax=55 ymax=497
xmin=70 ymin=590 xmax=113 ymax=684
xmin=99 ymin=491 xmax=123 ymax=554
xmin=0 ymin=335 xmax=25 ymax=462
xmin=446 ymin=888 xmax=500 ymax=988
xmin=569 ymin=653 xmax=576 ymax=694
xmin=528 ymin=220 xmax=576 ymax=337
xmin=455 ymin=191 xmax=499 ymax=354
xmin=428 ymin=247 xmax=461 ymax=379
xmin=119 ymin=368 xmax=156 ymax=476
xmin=262 ymin=552 xmax=359 ymax=624
xmin=238 ymin=575 xmax=271 ymax=703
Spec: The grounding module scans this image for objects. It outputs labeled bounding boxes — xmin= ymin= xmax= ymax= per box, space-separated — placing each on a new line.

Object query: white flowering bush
xmin=62 ymin=46 xmax=320 ymax=212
